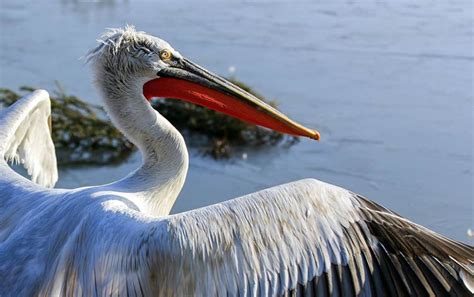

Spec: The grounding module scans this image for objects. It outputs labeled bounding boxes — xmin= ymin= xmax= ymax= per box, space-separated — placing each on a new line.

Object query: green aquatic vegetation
xmin=0 ymin=80 xmax=298 ymax=164
xmin=152 ymin=79 xmax=298 ymax=158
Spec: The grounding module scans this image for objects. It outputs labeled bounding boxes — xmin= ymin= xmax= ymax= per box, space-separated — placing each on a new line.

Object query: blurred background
xmin=0 ymin=0 xmax=472 ymax=243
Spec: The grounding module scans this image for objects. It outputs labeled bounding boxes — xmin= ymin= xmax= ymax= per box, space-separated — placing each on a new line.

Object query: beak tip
xmin=311 ymin=130 xmax=321 ymax=141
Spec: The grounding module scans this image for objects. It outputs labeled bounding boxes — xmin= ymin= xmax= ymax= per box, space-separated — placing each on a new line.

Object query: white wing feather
xmin=5 ymin=179 xmax=469 ymax=296
xmin=0 ymin=90 xmax=58 ymax=187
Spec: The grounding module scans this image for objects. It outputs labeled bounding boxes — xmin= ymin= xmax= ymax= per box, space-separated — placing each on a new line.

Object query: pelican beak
xmin=143 ymin=58 xmax=320 ymax=140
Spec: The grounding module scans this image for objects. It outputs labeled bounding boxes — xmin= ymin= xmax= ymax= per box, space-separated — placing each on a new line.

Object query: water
xmin=0 ymin=0 xmax=472 ymax=243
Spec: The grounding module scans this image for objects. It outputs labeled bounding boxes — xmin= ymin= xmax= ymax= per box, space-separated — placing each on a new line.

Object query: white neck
xmin=97 ymin=75 xmax=189 ymax=216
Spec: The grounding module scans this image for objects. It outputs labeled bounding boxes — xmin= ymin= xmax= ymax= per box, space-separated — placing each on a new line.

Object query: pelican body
xmin=0 ymin=27 xmax=472 ymax=297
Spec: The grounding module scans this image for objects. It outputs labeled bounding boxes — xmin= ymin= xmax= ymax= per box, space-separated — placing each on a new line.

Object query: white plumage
xmin=0 ymin=27 xmax=472 ymax=296
xmin=0 ymin=90 xmax=57 ymax=187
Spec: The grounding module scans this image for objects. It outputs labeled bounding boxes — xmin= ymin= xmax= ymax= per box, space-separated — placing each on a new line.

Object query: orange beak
xmin=143 ymin=58 xmax=320 ymax=141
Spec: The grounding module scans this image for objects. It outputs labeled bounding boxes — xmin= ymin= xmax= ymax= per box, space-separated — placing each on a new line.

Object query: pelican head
xmin=88 ymin=26 xmax=320 ymax=140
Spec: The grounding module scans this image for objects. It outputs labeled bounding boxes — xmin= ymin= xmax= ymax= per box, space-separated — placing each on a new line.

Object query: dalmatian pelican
xmin=0 ymin=27 xmax=472 ymax=296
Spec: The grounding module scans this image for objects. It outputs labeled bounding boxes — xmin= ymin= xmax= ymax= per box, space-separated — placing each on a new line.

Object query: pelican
xmin=0 ymin=27 xmax=472 ymax=297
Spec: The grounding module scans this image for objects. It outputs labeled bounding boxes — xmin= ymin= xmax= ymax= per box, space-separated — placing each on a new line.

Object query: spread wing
xmin=0 ymin=90 xmax=58 ymax=188
xmin=38 ymin=179 xmax=473 ymax=296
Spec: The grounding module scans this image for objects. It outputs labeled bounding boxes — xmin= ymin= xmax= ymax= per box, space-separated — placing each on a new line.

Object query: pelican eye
xmin=160 ymin=49 xmax=173 ymax=61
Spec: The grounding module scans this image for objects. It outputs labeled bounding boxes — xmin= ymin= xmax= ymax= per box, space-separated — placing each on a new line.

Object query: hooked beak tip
xmin=310 ymin=130 xmax=321 ymax=141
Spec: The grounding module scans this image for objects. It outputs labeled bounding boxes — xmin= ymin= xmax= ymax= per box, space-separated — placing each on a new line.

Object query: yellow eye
xmin=160 ymin=49 xmax=173 ymax=61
